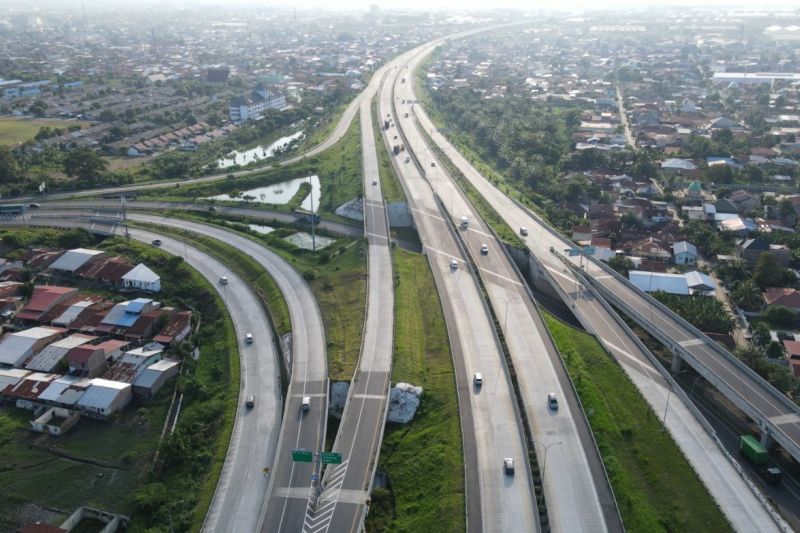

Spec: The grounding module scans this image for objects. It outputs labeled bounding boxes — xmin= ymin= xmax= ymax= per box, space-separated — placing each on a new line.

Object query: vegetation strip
xmin=0 ymin=228 xmax=239 ymax=532
xmin=365 ymin=248 xmax=464 ymax=532
xmin=541 ymin=311 xmax=731 ymax=532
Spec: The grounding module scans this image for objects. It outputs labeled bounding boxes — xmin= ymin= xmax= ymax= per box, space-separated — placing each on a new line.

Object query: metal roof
xmin=0 ymin=368 xmax=30 ymax=391
xmin=629 ymin=271 xmax=690 ymax=295
xmin=672 ymin=241 xmax=698 ymax=257
xmin=49 ymin=248 xmax=105 ymax=272
xmin=37 ymin=375 xmax=88 ymax=405
xmin=77 ymin=378 xmax=131 ymax=410
xmin=133 ymin=359 xmax=179 ymax=389
xmin=122 ymin=264 xmax=161 ymax=284
xmin=51 ymin=299 xmax=97 ymax=327
xmin=0 ymin=327 xmax=63 ymax=367
xmin=101 ymin=300 xmax=151 ymax=327
xmin=25 ymin=334 xmax=96 ymax=372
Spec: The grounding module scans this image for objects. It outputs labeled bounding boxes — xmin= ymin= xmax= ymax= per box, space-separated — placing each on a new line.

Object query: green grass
xmin=135 ymin=211 xmax=366 ymax=381
xmin=145 ymin=117 xmax=363 ymax=220
xmin=541 ymin=312 xmax=731 ymax=533
xmin=0 ymin=229 xmax=240 ymax=533
xmin=372 ymin=99 xmax=406 ymax=204
xmin=366 ymin=248 xmax=463 ymax=532
xmin=0 ymin=117 xmax=91 ymax=146
xmin=300 ymin=102 xmax=349 ymax=150
xmin=134 ymin=222 xmax=292 ymax=337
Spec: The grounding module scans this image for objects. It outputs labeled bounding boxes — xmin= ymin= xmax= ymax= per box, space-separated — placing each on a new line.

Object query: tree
xmin=762 ymin=305 xmax=796 ymax=329
xmin=0 ymin=146 xmax=20 ymax=183
xmin=731 ymin=279 xmax=762 ymax=311
xmin=608 ymin=255 xmax=635 ymax=276
xmin=152 ymin=152 xmax=192 ymax=180
xmin=62 ymin=147 xmax=109 ymax=184
xmin=753 ymin=253 xmax=790 ymax=289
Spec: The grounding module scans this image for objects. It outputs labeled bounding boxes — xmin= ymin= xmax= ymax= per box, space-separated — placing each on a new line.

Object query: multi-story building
xmin=229 ymin=88 xmax=286 ymax=123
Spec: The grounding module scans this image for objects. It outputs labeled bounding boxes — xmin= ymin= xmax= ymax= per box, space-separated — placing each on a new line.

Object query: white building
xmin=76 ymin=378 xmax=132 ymax=418
xmin=629 ymin=270 xmax=716 ymax=296
xmin=122 ymin=264 xmax=161 ymax=292
xmin=229 ymin=89 xmax=286 ymax=123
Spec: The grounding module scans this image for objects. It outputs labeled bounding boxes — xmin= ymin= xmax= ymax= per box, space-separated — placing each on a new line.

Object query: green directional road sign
xmin=292 ymin=449 xmax=313 ymax=463
xmin=321 ymin=452 xmax=342 ymax=465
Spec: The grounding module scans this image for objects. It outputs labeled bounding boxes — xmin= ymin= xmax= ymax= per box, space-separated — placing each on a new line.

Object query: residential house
xmin=737 ymin=238 xmax=791 ymax=268
xmin=67 ymin=339 xmax=129 ymax=378
xmin=660 ymin=158 xmax=697 ymax=174
xmin=0 ymin=327 xmax=66 ymax=368
xmin=672 ymin=241 xmax=699 ymax=265
xmin=572 ymin=225 xmax=593 ymax=243
xmin=153 ymin=310 xmax=193 ymax=345
xmin=629 ymin=270 xmax=716 ymax=296
xmin=48 ymin=248 xmax=107 ymax=274
xmin=2 ymin=372 xmax=59 ymax=409
xmin=728 ymin=190 xmax=761 ymax=213
xmin=762 ymin=287 xmax=800 ymax=312
xmin=24 ymin=334 xmax=96 ymax=373
xmin=122 ymin=264 xmax=161 ymax=292
xmin=132 ymin=359 xmax=180 ymax=398
xmin=629 ymin=237 xmax=672 ymax=262
xmin=15 ymin=286 xmax=78 ymax=323
xmin=97 ymin=298 xmax=160 ymax=336
xmin=782 ymin=340 xmax=800 ymax=378
xmin=76 ymin=378 xmax=133 ymax=418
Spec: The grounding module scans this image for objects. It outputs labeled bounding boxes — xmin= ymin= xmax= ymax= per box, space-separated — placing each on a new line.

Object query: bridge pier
xmin=670 ymin=353 xmax=683 ymax=374
xmin=760 ymin=431 xmax=773 ymax=449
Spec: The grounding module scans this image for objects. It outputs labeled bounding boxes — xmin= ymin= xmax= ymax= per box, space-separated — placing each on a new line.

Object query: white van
xmin=473 ymin=373 xmax=483 ymax=387
xmin=460 ymin=216 xmax=469 ymax=229
xmin=302 ymin=396 xmax=311 ymax=411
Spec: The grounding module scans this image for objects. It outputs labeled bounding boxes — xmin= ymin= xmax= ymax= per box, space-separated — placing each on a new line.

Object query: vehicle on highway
xmin=430 ymin=162 xmax=436 ymax=167
xmin=504 ymin=457 xmax=515 ymax=475
xmin=29 ymin=203 xmax=40 ymax=208
xmin=302 ymin=396 xmax=311 ymax=412
xmin=450 ymin=259 xmax=458 ymax=270
xmin=548 ymin=392 xmax=559 ymax=410
xmin=740 ymin=435 xmax=782 ymax=484
xmin=405 ymin=157 xmax=410 ymax=163
xmin=473 ymin=373 xmax=483 ymax=387
xmin=481 ymin=243 xmax=489 ymax=255
xmin=460 ymin=216 xmax=469 ymax=229
xmin=246 ymin=395 xmax=255 ymax=408
xmin=151 ymin=239 xmax=162 ymax=246
xmin=245 ymin=333 xmax=254 ymax=344
xmin=208 ymin=205 xmax=217 ymax=212
xmin=219 ymin=276 xmax=228 ymax=285
xmin=372 ymin=179 xmax=378 ymax=186
xmin=520 ymin=227 xmax=529 ymax=236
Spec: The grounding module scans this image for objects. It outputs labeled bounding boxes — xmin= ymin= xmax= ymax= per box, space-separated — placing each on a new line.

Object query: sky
xmin=14 ymin=0 xmax=800 ymax=11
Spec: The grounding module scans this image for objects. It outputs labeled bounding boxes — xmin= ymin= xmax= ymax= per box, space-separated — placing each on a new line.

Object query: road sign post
xmin=320 ymin=452 xmax=342 ymax=465
xmin=292 ymin=449 xmax=313 ymax=463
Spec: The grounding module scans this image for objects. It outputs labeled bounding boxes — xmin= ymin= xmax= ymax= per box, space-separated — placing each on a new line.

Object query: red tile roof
xmin=763 ymin=287 xmax=800 ymax=310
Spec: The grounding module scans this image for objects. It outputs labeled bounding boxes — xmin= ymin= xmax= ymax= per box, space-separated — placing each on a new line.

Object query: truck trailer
xmin=739 ymin=435 xmax=782 ymax=485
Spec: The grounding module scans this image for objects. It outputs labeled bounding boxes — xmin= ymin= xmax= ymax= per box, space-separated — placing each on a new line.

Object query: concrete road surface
xmin=379 ymin=55 xmax=539 ymax=533
xmin=393 ymin=48 xmax=616 ymax=532
xmin=406 ymin=53 xmax=786 ymax=532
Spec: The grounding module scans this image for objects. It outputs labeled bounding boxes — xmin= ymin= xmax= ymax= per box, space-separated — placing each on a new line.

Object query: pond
xmin=247 ymin=224 xmax=275 ymax=235
xmin=217 ymin=131 xmax=304 ymax=168
xmin=207 ymin=175 xmax=320 ymax=212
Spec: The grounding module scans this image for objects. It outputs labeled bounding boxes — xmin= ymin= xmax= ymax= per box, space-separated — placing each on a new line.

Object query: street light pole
xmin=309 ymin=176 xmax=316 ymax=252
xmin=540 ymin=441 xmax=563 ymax=477
xmin=662 ymin=388 xmax=673 ymax=425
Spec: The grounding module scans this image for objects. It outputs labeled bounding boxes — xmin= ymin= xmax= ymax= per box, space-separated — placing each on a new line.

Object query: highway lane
xmin=303 ymin=96 xmax=396 ymax=533
xmin=33 ymin=199 xmax=363 ymax=237
xmin=405 ymin=50 xmax=786 ymax=531
xmin=0 ymin=215 xmax=284 ymax=533
xmin=393 ymin=48 xmax=615 ymax=532
xmin=97 ymin=213 xmax=329 ymax=533
xmin=379 ymin=51 xmax=539 ymax=533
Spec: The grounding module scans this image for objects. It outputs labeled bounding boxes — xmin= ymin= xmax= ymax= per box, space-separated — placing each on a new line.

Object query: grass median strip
xmin=366 ymin=248 xmax=463 ymax=532
xmin=541 ymin=311 xmax=731 ymax=533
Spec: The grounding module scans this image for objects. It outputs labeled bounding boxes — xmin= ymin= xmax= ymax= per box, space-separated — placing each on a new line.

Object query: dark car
xmin=151 ymin=239 xmax=162 ymax=246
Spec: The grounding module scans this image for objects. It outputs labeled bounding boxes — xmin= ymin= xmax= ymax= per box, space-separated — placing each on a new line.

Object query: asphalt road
xmin=380 ymin=50 xmax=539 ymax=533
xmin=405 ymin=55 xmax=786 ymax=531
xmin=393 ymin=47 xmax=616 ymax=532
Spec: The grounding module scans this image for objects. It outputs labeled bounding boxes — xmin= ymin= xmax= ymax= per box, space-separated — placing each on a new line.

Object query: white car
xmin=372 ymin=179 xmax=378 ymax=186
xmin=520 ymin=227 xmax=529 ymax=236
xmin=450 ymin=259 xmax=458 ymax=270
xmin=504 ymin=458 xmax=515 ymax=475
xmin=473 ymin=373 xmax=483 ymax=387
xmin=219 ymin=276 xmax=228 ymax=285
xmin=245 ymin=333 xmax=254 ymax=344
xmin=480 ymin=244 xmax=489 ymax=255
xmin=548 ymin=392 xmax=559 ymax=410
xmin=302 ymin=396 xmax=311 ymax=411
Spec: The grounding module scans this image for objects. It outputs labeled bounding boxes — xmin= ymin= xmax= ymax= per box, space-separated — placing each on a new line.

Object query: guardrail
xmin=553 ymin=251 xmax=790 ymax=532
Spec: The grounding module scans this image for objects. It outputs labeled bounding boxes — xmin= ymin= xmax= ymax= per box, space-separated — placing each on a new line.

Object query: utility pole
xmin=309 ymin=176 xmax=316 ymax=252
